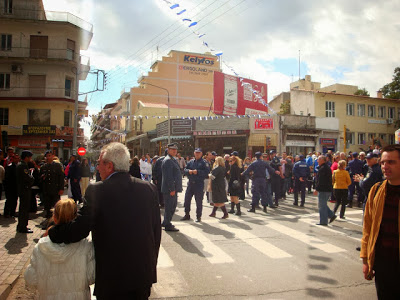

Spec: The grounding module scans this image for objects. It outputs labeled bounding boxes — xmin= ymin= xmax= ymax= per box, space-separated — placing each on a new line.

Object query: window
xmin=0 ymin=108 xmax=9 ymax=125
xmin=358 ymin=133 xmax=366 ymax=145
xmin=358 ymin=104 xmax=365 ymax=117
xmin=4 ymin=0 xmax=12 ymax=14
xmin=1 ymin=34 xmax=12 ymax=51
xmin=65 ymin=78 xmax=72 ymax=97
xmin=29 ymin=75 xmax=46 ymax=97
xmin=379 ymin=134 xmax=386 ymax=142
xmin=325 ymin=101 xmax=335 ymax=117
xmin=389 ymin=134 xmax=395 ymax=145
xmin=388 ymin=107 xmax=395 ymax=119
xmin=28 ymin=109 xmax=50 ymax=126
xmin=66 ymin=39 xmax=75 ymax=60
xmin=378 ymin=106 xmax=386 ymax=118
xmin=346 ymin=103 xmax=354 ymax=116
xmin=346 ymin=132 xmax=355 ymax=145
xmin=0 ymin=73 xmax=10 ymax=89
xmin=64 ymin=110 xmax=72 ymax=127
xmin=368 ymin=133 xmax=375 ymax=142
xmin=368 ymin=105 xmax=376 ymax=117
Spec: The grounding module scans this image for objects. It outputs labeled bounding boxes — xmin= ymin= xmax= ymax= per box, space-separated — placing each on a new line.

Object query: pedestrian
xmin=269 ymin=150 xmax=282 ymax=206
xmin=3 ymin=147 xmax=14 ymax=168
xmin=28 ymin=160 xmax=40 ymax=213
xmin=209 ymin=156 xmax=229 ymax=219
xmin=262 ymin=153 xmax=277 ymax=208
xmin=182 ymin=148 xmax=210 ymax=222
xmin=347 ymin=152 xmax=365 ymax=208
xmin=161 ymin=143 xmax=183 ymax=232
xmin=361 ymin=144 xmax=400 ymax=299
xmin=314 ymin=155 xmax=336 ymax=226
xmin=153 ymin=150 xmax=167 ymax=208
xmin=177 ymin=153 xmax=186 ymax=177
xmin=68 ymin=155 xmax=82 ymax=204
xmin=283 ymin=156 xmax=293 ymax=197
xmin=40 ymin=150 xmax=65 ymax=219
xmin=306 ymin=152 xmax=314 ymax=194
xmin=332 ymin=160 xmax=351 ymax=219
xmin=243 ymin=157 xmax=251 ymax=196
xmin=25 ymin=198 xmax=95 ymax=299
xmin=129 ymin=157 xmax=141 ymax=179
xmin=16 ymin=150 xmax=35 ymax=233
xmin=140 ymin=154 xmax=152 ymax=182
xmin=292 ymin=155 xmax=310 ymax=207
xmin=227 ymin=155 xmax=244 ymax=216
xmin=3 ymin=154 xmax=19 ymax=218
xmin=80 ymin=158 xmax=91 ymax=196
xmin=48 ymin=142 xmax=161 ymax=299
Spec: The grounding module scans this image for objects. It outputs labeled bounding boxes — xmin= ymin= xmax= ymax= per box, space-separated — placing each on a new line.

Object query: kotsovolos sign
xmin=183 ymin=54 xmax=215 ymax=66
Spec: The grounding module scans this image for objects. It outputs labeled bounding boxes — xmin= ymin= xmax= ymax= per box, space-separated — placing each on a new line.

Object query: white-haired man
xmin=48 ymin=142 xmax=161 ymax=299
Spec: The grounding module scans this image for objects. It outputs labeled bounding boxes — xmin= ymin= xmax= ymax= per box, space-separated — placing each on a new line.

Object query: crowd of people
xmin=0 ymin=141 xmax=397 ymax=299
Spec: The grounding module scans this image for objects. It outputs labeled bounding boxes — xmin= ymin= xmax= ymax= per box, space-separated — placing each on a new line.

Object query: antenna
xmin=298 ymin=50 xmax=301 ymax=80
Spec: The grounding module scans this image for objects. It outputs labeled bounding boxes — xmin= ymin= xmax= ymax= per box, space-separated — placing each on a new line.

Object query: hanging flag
xmin=170 ymin=4 xmax=179 ymax=9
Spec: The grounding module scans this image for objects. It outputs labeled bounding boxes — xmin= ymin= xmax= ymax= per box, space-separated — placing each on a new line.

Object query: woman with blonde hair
xmin=209 ymin=156 xmax=229 ymax=219
xmin=228 ymin=156 xmax=244 ymax=216
xmin=25 ymin=198 xmax=95 ymax=299
xmin=332 ymin=160 xmax=352 ymax=220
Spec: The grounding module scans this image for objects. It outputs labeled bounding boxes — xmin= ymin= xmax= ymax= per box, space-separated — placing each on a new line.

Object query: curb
xmin=0 ymin=274 xmax=19 ymax=300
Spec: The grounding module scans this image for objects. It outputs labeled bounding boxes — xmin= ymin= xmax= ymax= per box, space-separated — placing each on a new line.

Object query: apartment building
xmin=0 ymin=0 xmax=92 ymax=159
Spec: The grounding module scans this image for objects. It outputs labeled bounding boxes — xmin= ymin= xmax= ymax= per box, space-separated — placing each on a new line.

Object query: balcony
xmin=0 ymin=9 xmax=93 ymax=49
xmin=0 ymin=86 xmax=77 ymax=99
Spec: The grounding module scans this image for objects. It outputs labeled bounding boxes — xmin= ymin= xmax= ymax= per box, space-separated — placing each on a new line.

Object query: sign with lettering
xmin=320 ymin=138 xmax=336 ymax=145
xmin=183 ymin=55 xmax=215 ymax=66
xmin=23 ymin=125 xmax=56 ymax=135
xmin=254 ymin=119 xmax=274 ymax=130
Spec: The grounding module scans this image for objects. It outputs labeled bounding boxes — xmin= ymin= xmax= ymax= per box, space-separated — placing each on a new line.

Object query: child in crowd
xmin=25 ymin=199 xmax=95 ymax=299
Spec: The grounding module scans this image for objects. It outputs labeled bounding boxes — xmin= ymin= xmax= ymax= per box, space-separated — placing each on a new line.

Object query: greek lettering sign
xmin=23 ymin=125 xmax=56 ymax=135
xmin=254 ymin=119 xmax=274 ymax=130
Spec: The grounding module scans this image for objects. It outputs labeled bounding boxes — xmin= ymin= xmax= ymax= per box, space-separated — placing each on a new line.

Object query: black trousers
xmin=17 ymin=191 xmax=31 ymax=232
xmin=271 ymin=175 xmax=281 ymax=201
xmin=97 ymin=286 xmax=151 ymax=300
xmin=70 ymin=179 xmax=82 ymax=202
xmin=333 ymin=189 xmax=347 ymax=218
xmin=4 ymin=190 xmax=18 ymax=216
xmin=43 ymin=193 xmax=60 ymax=215
xmin=374 ymin=260 xmax=400 ymax=300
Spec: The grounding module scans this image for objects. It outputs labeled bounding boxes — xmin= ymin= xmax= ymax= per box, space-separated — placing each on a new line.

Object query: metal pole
xmin=142 ymin=82 xmax=170 ymax=144
xmin=73 ymin=66 xmax=79 ymax=155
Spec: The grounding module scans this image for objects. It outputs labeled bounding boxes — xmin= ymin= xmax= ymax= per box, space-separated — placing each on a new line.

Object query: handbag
xmin=232 ymin=179 xmax=240 ymax=189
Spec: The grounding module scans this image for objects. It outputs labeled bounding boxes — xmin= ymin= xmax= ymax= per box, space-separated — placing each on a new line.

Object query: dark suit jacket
xmin=48 ymin=172 xmax=161 ymax=298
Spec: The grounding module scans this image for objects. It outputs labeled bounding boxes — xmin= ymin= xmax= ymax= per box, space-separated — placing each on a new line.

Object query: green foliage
xmin=279 ymin=101 xmax=290 ymax=115
xmin=381 ymin=67 xmax=400 ymax=99
xmin=354 ymin=88 xmax=370 ymax=96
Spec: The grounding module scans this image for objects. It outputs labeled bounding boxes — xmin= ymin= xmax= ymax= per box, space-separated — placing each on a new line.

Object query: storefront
xmin=319 ymin=138 xmax=337 ymax=154
xmin=285 ymin=133 xmax=317 ymax=155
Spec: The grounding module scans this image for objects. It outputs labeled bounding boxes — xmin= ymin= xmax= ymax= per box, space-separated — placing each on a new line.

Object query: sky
xmin=42 ymin=0 xmax=400 ymax=135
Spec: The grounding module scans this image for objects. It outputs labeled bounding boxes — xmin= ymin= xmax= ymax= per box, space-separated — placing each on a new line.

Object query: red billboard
xmin=213 ymin=71 xmax=268 ymax=115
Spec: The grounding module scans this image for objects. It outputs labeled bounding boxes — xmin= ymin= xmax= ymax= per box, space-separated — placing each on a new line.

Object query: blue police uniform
xmin=270 ymin=156 xmax=282 ymax=205
xmin=346 ymin=157 xmax=365 ymax=206
xmin=152 ymin=156 xmax=165 ymax=206
xmin=161 ymin=153 xmax=183 ymax=230
xmin=292 ymin=158 xmax=310 ymax=206
xmin=306 ymin=156 xmax=314 ymax=192
xmin=242 ymin=158 xmax=271 ymax=211
xmin=183 ymin=158 xmax=210 ymax=219
xmin=359 ymin=163 xmax=383 ymax=204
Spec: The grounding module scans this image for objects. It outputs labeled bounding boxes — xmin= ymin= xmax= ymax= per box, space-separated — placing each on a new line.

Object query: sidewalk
xmin=0 ymin=194 xmax=68 ymax=300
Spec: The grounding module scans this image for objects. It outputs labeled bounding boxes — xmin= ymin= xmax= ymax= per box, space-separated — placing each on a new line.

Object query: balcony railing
xmin=0 ymin=8 xmax=93 ymax=33
xmin=0 ymin=86 xmax=77 ymax=98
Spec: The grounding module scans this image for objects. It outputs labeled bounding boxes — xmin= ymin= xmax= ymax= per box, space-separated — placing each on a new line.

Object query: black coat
xmin=129 ymin=163 xmax=141 ymax=179
xmin=48 ymin=172 xmax=161 ymax=298
xmin=211 ymin=166 xmax=228 ymax=203
xmin=315 ymin=163 xmax=333 ymax=192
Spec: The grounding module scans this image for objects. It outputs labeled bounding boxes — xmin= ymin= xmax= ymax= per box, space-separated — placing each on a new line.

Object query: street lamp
xmin=142 ymin=82 xmax=170 ymax=144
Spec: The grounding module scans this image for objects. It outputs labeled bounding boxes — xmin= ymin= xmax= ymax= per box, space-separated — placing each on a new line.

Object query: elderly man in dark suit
xmin=161 ymin=143 xmax=182 ymax=232
xmin=48 ymin=142 xmax=161 ymax=300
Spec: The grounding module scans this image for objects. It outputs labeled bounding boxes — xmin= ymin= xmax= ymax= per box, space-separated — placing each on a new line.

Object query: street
xmin=150 ymin=178 xmax=376 ymax=299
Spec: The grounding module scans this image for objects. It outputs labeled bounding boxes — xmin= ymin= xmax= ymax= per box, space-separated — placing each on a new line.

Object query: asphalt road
xmin=150 ymin=178 xmax=376 ymax=299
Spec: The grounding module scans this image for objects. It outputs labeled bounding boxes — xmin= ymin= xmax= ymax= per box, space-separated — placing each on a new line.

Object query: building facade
xmin=0 ymin=0 xmax=92 ymax=158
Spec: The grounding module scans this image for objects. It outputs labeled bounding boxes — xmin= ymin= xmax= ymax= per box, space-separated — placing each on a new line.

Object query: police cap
xmin=167 ymin=143 xmax=178 ymax=149
xmin=365 ymin=152 xmax=378 ymax=159
xmin=21 ymin=150 xmax=33 ymax=160
xmin=194 ymin=148 xmax=202 ymax=153
xmin=254 ymin=152 xmax=262 ymax=158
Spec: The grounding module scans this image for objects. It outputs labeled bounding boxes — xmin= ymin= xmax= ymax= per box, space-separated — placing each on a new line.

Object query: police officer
xmin=242 ymin=152 xmax=275 ymax=213
xmin=161 ymin=143 xmax=182 ymax=232
xmin=68 ymin=155 xmax=82 ymax=203
xmin=3 ymin=154 xmax=19 ymax=218
xmin=269 ymin=150 xmax=282 ymax=206
xmin=182 ymin=148 xmax=210 ymax=222
xmin=292 ymin=155 xmax=310 ymax=206
xmin=153 ymin=149 xmax=168 ymax=208
xmin=40 ymin=150 xmax=65 ymax=218
xmin=262 ymin=153 xmax=277 ymax=208
xmin=346 ymin=152 xmax=365 ymax=208
xmin=16 ymin=150 xmax=35 ymax=233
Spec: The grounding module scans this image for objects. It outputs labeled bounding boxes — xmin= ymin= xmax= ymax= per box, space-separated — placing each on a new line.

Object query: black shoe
xmin=316 ymin=223 xmax=328 ymax=226
xmin=269 ymin=205 xmax=277 ymax=208
xmin=263 ymin=206 xmax=267 ymax=213
xmin=235 ymin=210 xmax=242 ymax=216
xmin=165 ymin=226 xmax=179 ymax=232
xmin=228 ymin=209 xmax=235 ymax=214
xmin=300 ymin=203 xmax=304 ymax=207
xmin=293 ymin=202 xmax=298 ymax=206
xmin=255 ymin=205 xmax=261 ymax=209
xmin=356 ymin=247 xmax=361 ymax=251
xmin=180 ymin=215 xmax=190 ymax=221
xmin=17 ymin=228 xmax=33 ymax=233
xmin=195 ymin=217 xmax=201 ymax=223
xmin=247 ymin=207 xmax=255 ymax=213
xmin=329 ymin=215 xmax=337 ymax=224
xmin=340 ymin=216 xmax=345 ymax=219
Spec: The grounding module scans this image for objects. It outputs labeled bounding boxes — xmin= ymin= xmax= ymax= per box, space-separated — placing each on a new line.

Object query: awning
xmin=125 ymin=133 xmax=147 ymax=143
xmin=248 ymin=134 xmax=266 ymax=146
xmin=287 ymin=133 xmax=318 ymax=137
xmin=150 ymin=135 xmax=192 ymax=143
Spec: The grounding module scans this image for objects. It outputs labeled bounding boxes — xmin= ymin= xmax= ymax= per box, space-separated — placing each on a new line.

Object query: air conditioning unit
xmin=387 ymin=118 xmax=393 ymax=124
xmin=11 ymin=64 xmax=22 ymax=73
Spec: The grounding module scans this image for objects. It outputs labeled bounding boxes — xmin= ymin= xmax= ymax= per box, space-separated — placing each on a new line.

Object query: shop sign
xmin=320 ymin=138 xmax=336 ymax=145
xmin=56 ymin=126 xmax=84 ymax=136
xmin=193 ymin=130 xmax=237 ymax=136
xmin=286 ymin=140 xmax=315 ymax=147
xmin=254 ymin=118 xmax=274 ymax=130
xmin=18 ymin=137 xmax=48 ymax=148
xmin=368 ymin=119 xmax=387 ymax=124
xmin=183 ymin=55 xmax=215 ymax=66
xmin=23 ymin=125 xmax=56 ymax=135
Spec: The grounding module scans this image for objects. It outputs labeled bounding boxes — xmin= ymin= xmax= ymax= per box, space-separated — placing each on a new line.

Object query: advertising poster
xmin=213 ymin=71 xmax=268 ymax=115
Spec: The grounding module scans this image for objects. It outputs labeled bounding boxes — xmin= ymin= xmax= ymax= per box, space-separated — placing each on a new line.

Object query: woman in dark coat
xmin=209 ymin=156 xmax=229 ymax=219
xmin=129 ymin=157 xmax=141 ymax=179
xmin=228 ymin=156 xmax=244 ymax=216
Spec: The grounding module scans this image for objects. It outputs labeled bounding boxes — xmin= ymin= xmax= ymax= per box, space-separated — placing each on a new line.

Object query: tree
xmin=279 ymin=101 xmax=290 ymax=115
xmin=381 ymin=67 xmax=400 ymax=99
xmin=354 ymin=88 xmax=370 ymax=96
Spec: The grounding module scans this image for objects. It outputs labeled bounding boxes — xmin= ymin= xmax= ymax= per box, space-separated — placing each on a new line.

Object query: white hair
xmin=101 ymin=142 xmax=130 ymax=172
xmin=359 ymin=152 xmax=366 ymax=156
